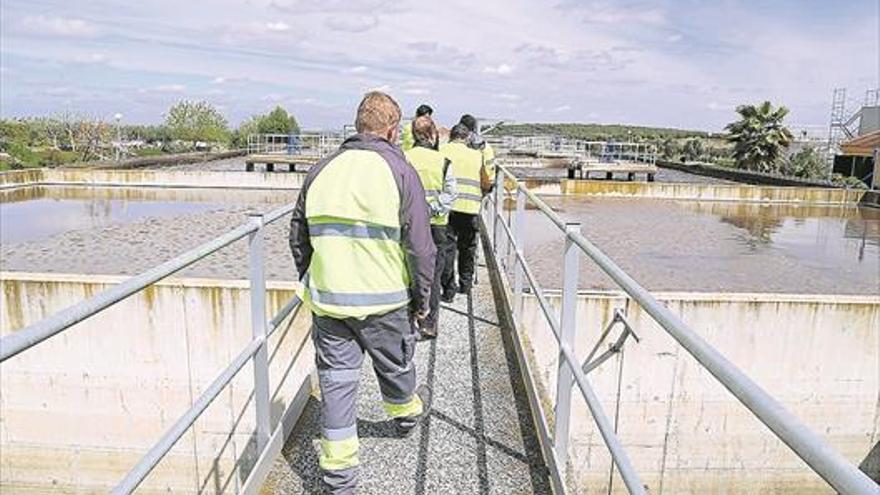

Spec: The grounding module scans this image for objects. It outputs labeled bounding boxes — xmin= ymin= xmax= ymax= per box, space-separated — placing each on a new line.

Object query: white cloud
xmin=265 ymin=21 xmax=291 ymax=32
xmin=403 ymin=88 xmax=430 ymax=96
xmin=325 ymin=15 xmax=378 ymax=33
xmin=483 ymin=63 xmax=513 ymax=75
xmin=666 ymin=33 xmax=683 ymax=43
xmin=369 ymin=84 xmax=392 ymax=93
xmin=707 ymin=101 xmax=734 ymax=112
xmin=147 ymin=84 xmax=186 ymax=93
xmin=494 ymin=93 xmax=521 ymax=101
xmin=346 ymin=66 xmax=369 ymax=74
xmin=212 ymin=77 xmax=227 ymax=84
xmin=552 ymin=104 xmax=571 ymax=113
xmin=73 ymin=53 xmax=107 ymax=64
xmin=20 ymin=15 xmax=98 ymax=37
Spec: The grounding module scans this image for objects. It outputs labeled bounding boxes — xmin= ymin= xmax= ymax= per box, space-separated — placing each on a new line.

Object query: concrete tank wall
xmin=0 ymin=169 xmax=305 ymax=191
xmin=515 ymin=291 xmax=879 ymax=493
xmin=560 ymin=179 xmax=865 ymax=204
xmin=0 ymin=273 xmax=315 ymax=494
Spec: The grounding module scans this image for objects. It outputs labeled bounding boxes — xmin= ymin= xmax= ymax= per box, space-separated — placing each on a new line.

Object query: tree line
xmin=0 ymin=101 xmax=300 ymax=169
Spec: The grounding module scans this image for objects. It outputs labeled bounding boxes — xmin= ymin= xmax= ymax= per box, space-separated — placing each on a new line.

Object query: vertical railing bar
xmin=553 ymin=222 xmax=581 ymax=475
xmin=512 ymin=187 xmax=527 ymax=320
xmin=493 ymin=169 xmax=504 ymax=256
xmin=248 ymin=213 xmax=271 ymax=454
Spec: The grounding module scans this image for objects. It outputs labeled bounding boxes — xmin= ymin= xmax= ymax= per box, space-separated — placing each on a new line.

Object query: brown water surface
xmin=518 ymin=197 xmax=880 ymax=294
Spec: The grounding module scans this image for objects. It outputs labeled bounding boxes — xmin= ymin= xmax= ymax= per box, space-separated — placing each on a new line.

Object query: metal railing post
xmin=248 ymin=213 xmax=271 ymax=453
xmin=554 ymin=222 xmax=581 ymax=470
xmin=512 ymin=187 xmax=527 ymax=319
xmin=493 ymin=169 xmax=504 ymax=255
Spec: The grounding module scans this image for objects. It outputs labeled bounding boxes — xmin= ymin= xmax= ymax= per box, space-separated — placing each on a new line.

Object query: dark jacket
xmin=289 ymin=133 xmax=436 ymax=315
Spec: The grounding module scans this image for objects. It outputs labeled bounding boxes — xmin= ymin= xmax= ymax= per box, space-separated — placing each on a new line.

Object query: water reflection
xmin=525 ymin=197 xmax=880 ymax=293
xmin=0 ymin=185 xmax=292 ymax=245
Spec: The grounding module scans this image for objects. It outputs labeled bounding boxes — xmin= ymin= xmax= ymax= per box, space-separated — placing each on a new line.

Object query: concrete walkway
xmin=261 ymin=259 xmax=551 ymax=494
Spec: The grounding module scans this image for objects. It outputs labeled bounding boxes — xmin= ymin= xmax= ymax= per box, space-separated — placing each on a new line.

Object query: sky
xmin=1 ymin=0 xmax=878 ymax=132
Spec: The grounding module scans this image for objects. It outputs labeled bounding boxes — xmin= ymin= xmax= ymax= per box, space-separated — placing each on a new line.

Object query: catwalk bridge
xmin=0 ymin=166 xmax=877 ymax=494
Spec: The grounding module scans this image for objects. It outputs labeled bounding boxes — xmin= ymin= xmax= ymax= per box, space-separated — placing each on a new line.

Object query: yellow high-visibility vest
xmin=302 ymin=149 xmax=410 ymax=319
xmin=405 ymin=146 xmax=448 ymax=226
xmin=401 ymin=121 xmax=415 ymax=151
xmin=440 ymin=141 xmax=484 ymax=215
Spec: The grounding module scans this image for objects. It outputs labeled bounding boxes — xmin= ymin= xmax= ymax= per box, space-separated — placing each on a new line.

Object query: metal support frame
xmin=248 ymin=213 xmax=272 ymax=453
xmin=582 ymin=309 xmax=640 ymax=375
xmin=554 ymin=223 xmax=580 ymax=470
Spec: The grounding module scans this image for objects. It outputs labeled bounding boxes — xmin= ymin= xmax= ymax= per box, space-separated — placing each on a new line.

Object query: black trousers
xmin=443 ymin=211 xmax=478 ymax=293
xmin=425 ymin=225 xmax=451 ymax=329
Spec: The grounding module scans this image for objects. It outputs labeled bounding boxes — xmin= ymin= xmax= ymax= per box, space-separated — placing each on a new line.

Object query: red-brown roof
xmin=840 ymin=130 xmax=880 ymax=157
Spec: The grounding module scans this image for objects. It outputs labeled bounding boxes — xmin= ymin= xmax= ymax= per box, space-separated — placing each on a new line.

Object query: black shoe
xmin=457 ymin=283 xmax=471 ymax=294
xmin=441 ymin=291 xmax=455 ymax=303
xmin=416 ymin=326 xmax=437 ymax=341
xmin=394 ymin=385 xmax=433 ymax=437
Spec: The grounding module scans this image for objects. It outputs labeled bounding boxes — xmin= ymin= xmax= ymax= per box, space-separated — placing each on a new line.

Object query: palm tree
xmin=725 ymin=101 xmax=793 ymax=173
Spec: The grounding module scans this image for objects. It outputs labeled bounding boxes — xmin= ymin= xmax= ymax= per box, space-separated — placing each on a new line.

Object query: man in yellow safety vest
xmin=439 ymin=123 xmax=494 ymax=299
xmin=289 ymin=91 xmax=435 ymax=494
xmin=404 ymin=115 xmax=457 ymax=340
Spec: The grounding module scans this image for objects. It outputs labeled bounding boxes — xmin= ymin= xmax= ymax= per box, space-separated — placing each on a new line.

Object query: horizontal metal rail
xmin=112 ymin=336 xmax=264 ymax=494
xmin=492 ymin=166 xmax=878 ymax=494
xmin=0 ymin=223 xmax=255 ymax=362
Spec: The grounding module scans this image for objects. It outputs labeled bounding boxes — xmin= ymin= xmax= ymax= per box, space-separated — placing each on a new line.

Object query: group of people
xmin=288 ymin=91 xmax=495 ymax=494
xmin=401 ymin=103 xmax=495 ymax=340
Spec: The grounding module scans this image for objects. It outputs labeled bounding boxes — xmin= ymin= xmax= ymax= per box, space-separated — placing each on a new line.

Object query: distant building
xmin=837 ymin=130 xmax=879 ymax=189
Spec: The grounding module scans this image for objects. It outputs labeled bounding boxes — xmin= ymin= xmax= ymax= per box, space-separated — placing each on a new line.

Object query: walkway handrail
xmin=0 ymin=202 xmax=302 ymax=494
xmin=488 ymin=165 xmax=877 ymax=494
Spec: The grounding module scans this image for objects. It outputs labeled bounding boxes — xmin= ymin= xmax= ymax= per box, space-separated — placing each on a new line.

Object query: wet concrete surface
xmin=512 ymin=197 xmax=880 ymax=294
xmin=0 ymin=186 xmax=297 ymax=280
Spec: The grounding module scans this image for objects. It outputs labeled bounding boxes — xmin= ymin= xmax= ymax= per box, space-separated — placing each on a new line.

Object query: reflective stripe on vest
xmin=441 ymin=141 xmax=484 ymax=215
xmin=405 ymin=146 xmax=448 ymax=226
xmin=302 ymin=149 xmax=410 ymax=320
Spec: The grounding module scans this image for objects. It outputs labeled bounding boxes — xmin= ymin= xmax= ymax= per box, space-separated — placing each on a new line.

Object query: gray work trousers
xmin=312 ymin=306 xmax=419 ymax=494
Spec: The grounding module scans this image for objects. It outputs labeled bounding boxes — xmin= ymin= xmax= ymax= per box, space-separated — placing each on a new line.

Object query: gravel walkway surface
xmin=261 ymin=260 xmax=551 ymax=495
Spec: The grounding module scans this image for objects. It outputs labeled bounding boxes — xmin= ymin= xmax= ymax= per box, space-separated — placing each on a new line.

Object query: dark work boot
xmin=417 ymin=326 xmax=438 ymax=341
xmin=458 ymin=282 xmax=471 ymax=294
xmin=394 ymin=385 xmax=433 ymax=437
xmin=441 ymin=290 xmax=456 ymax=303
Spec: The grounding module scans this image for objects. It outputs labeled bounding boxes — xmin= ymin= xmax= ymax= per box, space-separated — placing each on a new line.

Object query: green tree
xmin=725 ymin=101 xmax=793 ymax=173
xmin=256 ymin=106 xmax=300 ymax=134
xmin=165 ymin=100 xmax=229 ymax=148
xmin=682 ymin=138 xmax=704 ymax=162
xmin=782 ymin=146 xmax=828 ymax=180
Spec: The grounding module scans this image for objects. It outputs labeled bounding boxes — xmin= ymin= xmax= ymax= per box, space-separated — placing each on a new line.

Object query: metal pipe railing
xmin=1 ymin=201 xmax=304 ymax=494
xmin=490 ymin=165 xmax=878 ymax=494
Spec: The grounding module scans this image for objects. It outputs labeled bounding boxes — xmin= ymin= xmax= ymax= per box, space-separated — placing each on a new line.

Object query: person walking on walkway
xmin=459 ymin=113 xmax=496 ymax=178
xmin=288 ymin=91 xmax=435 ymax=494
xmin=401 ymin=103 xmax=434 ymax=151
xmin=440 ymin=123 xmax=493 ymax=299
xmin=404 ymin=115 xmax=457 ymax=340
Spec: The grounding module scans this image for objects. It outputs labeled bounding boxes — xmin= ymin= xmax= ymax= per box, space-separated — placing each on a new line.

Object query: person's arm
xmin=288 ymin=188 xmax=312 ymax=279
xmin=436 ymin=158 xmax=458 ymax=217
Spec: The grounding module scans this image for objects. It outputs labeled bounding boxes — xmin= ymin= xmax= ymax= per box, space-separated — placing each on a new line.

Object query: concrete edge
xmin=0 ymin=272 xmax=301 ymax=291
xmin=532 ymin=289 xmax=880 ymax=305
xmin=242 ymin=373 xmax=314 ymax=495
xmin=478 ymin=217 xmax=566 ymax=495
